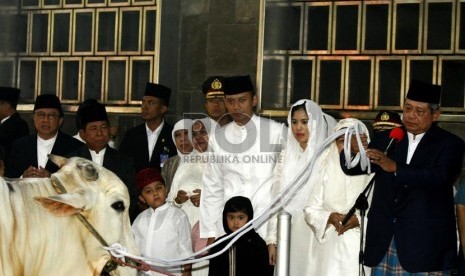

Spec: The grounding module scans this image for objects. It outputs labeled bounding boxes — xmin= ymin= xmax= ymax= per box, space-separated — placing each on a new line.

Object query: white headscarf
xmin=316 ymin=118 xmax=372 ymax=212
xmin=172 ymin=119 xmax=194 ymax=162
xmin=280 ymin=99 xmax=337 ymax=216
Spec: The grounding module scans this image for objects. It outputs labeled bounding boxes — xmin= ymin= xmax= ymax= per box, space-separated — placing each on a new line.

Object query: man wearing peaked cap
xmin=119 ymin=82 xmax=176 ymax=173
xmin=201 ymin=76 xmax=231 ymax=127
xmin=0 ymin=87 xmax=29 ymax=164
xmin=68 ymin=100 xmax=138 ymax=221
xmin=199 ymin=75 xmax=287 ymax=244
xmin=5 ymin=94 xmax=83 ymax=178
xmin=372 ymin=110 xmax=403 ymax=133
xmin=342 ymin=80 xmax=464 ymax=274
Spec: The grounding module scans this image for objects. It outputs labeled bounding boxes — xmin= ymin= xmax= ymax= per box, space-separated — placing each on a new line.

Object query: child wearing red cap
xmin=132 ymin=168 xmax=193 ymax=276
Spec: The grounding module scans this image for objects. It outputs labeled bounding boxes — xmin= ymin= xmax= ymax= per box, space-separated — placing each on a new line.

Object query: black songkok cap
xmin=406 ymin=80 xmax=441 ymax=105
xmin=202 ymin=76 xmax=225 ymax=99
xmin=372 ymin=110 xmax=403 ymax=132
xmin=34 ymin=94 xmax=63 ymax=116
xmin=0 ymin=87 xmax=20 ymax=107
xmin=223 ymin=75 xmax=255 ymax=95
xmin=144 ymin=83 xmax=171 ymax=105
xmin=79 ymin=101 xmax=108 ymax=129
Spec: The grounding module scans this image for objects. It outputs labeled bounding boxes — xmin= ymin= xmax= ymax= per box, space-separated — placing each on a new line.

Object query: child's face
xmin=139 ymin=182 xmax=167 ymax=209
xmin=226 ymin=211 xmax=249 ymax=232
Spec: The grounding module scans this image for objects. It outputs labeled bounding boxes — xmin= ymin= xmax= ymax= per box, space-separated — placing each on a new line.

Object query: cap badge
xmin=211 ymin=79 xmax=222 ymax=90
xmin=381 ymin=112 xmax=390 ymax=121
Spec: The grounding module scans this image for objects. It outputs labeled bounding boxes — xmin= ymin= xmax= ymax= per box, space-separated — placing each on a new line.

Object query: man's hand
xmin=366 ymin=149 xmax=397 ymax=173
xmin=23 ymin=166 xmax=50 ymax=178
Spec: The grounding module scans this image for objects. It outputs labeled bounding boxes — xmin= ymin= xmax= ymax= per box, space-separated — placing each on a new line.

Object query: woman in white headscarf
xmin=161 ymin=118 xmax=194 ymax=194
xmin=167 ymin=117 xmax=212 ymax=276
xmin=304 ymin=118 xmax=373 ymax=276
xmin=266 ymin=99 xmax=336 ymax=274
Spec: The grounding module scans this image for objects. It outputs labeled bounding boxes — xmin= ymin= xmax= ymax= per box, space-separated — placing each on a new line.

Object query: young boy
xmin=132 ymin=168 xmax=193 ymax=276
xmin=208 ymin=196 xmax=273 ymax=276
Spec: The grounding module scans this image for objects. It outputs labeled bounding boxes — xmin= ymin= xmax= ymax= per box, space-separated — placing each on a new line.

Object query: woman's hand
xmin=337 ymin=214 xmax=360 ymax=235
xmin=327 ymin=212 xmax=344 ymax=232
xmin=267 ymin=244 xmax=277 ymax=265
xmin=175 ymin=190 xmax=189 ymax=204
xmin=190 ymin=189 xmax=201 ymax=207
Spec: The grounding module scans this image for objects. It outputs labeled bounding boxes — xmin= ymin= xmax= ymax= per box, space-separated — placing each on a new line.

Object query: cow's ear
xmin=48 ymin=154 xmax=68 ymax=168
xmin=34 ymin=190 xmax=95 ymax=216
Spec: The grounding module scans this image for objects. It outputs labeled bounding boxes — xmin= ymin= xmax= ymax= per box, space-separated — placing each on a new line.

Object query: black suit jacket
xmin=69 ymin=145 xmax=138 ymax=222
xmin=0 ymin=112 xmax=29 ymax=163
xmin=119 ymin=121 xmax=177 ymax=173
xmin=5 ymin=131 xmax=83 ymax=178
xmin=343 ymin=125 xmax=465 ymax=272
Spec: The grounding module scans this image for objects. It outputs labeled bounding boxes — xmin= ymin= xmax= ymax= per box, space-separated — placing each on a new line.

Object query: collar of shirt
xmin=406 ymin=132 xmax=425 ymax=164
xmin=37 ymin=133 xmax=58 ymax=168
xmin=1 ymin=115 xmax=11 ymax=124
xmin=90 ymin=147 xmax=106 ymax=166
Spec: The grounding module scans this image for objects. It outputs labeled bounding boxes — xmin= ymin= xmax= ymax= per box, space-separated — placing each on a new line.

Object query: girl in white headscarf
xmin=303 ymin=118 xmax=373 ymax=276
xmin=266 ymin=99 xmax=336 ymax=274
xmin=167 ymin=117 xmax=212 ymax=276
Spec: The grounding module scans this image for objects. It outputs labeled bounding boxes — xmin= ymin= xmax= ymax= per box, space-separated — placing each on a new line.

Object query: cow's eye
xmin=111 ymin=201 xmax=125 ymax=212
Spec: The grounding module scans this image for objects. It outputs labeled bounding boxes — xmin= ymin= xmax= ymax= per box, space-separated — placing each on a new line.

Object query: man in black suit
xmin=69 ymin=100 xmax=138 ymax=221
xmin=119 ymin=83 xmax=176 ymax=173
xmin=5 ymin=94 xmax=83 ymax=178
xmin=342 ymin=80 xmax=465 ymax=274
xmin=0 ymin=87 xmax=29 ymax=165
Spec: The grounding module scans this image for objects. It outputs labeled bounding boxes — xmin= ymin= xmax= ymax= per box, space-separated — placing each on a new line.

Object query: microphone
xmin=383 ymin=127 xmax=404 ymax=155
xmin=341 ymin=127 xmax=404 ymax=226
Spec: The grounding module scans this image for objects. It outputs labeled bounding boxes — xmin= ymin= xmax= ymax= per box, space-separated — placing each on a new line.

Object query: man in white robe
xmin=199 ymin=75 xmax=287 ymax=243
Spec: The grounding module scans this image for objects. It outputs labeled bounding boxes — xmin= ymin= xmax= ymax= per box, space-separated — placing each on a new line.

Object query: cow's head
xmin=34 ymin=155 xmax=138 ymax=275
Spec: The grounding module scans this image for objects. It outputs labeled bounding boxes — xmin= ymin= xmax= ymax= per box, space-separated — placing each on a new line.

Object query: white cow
xmin=0 ymin=155 xmax=138 ymax=276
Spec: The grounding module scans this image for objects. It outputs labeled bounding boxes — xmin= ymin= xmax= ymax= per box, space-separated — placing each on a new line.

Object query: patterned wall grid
xmin=260 ymin=0 xmax=465 ymax=114
xmin=0 ymin=0 xmax=158 ymax=105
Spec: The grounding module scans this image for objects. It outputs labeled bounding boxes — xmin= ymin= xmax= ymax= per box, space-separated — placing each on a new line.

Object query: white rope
xmin=103 ymin=122 xmax=371 ymax=267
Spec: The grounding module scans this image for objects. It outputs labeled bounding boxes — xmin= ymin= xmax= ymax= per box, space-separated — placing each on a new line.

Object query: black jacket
xmin=119 ymin=122 xmax=176 ymax=173
xmin=5 ymin=131 xmax=83 ymax=178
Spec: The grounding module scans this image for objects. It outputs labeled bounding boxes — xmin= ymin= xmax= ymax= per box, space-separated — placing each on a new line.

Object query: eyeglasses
xmin=34 ymin=112 xmax=59 ymax=121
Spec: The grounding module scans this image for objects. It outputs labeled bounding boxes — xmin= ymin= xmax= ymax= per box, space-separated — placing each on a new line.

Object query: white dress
xmin=167 ymin=151 xmax=209 ymax=276
xmin=304 ymin=119 xmax=373 ymax=276
xmin=265 ymin=99 xmax=337 ymax=276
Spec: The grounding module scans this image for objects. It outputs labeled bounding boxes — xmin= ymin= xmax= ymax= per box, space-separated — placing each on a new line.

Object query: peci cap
xmin=406 ymin=80 xmax=441 ymax=105
xmin=79 ymin=101 xmax=108 ymax=129
xmin=372 ymin=110 xmax=403 ymax=132
xmin=144 ymin=83 xmax=171 ymax=105
xmin=34 ymin=94 xmax=63 ymax=116
xmin=0 ymin=87 xmax=20 ymax=107
xmin=76 ymin=99 xmax=100 ymax=130
xmin=202 ymin=76 xmax=225 ymax=99
xmin=136 ymin=168 xmax=165 ymax=191
xmin=223 ymin=75 xmax=255 ymax=95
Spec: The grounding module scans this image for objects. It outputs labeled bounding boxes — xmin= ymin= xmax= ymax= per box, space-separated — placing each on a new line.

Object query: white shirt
xmin=146 ymin=121 xmax=164 ymax=161
xmin=406 ymin=132 xmax=425 ymax=164
xmin=37 ymin=134 xmax=58 ymax=168
xmin=90 ymin=147 xmax=106 ymax=166
xmin=199 ymin=115 xmax=287 ymax=239
xmin=1 ymin=115 xmax=11 ymax=124
xmin=132 ymin=203 xmax=193 ymax=276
